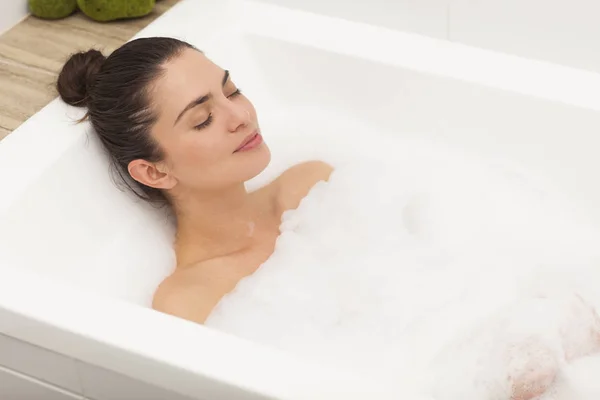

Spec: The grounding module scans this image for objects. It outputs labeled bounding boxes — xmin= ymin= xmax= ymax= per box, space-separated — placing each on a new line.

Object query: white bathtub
xmin=2 ymin=0 xmax=600 ymax=398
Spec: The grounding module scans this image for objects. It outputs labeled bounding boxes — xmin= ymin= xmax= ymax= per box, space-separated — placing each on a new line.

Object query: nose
xmin=225 ymin=101 xmax=251 ymax=133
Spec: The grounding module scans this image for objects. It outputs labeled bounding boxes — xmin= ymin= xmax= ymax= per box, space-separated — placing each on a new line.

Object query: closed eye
xmin=228 ymin=88 xmax=242 ymax=98
xmin=194 ymin=114 xmax=213 ymax=130
xmin=194 ymin=88 xmax=241 ymax=130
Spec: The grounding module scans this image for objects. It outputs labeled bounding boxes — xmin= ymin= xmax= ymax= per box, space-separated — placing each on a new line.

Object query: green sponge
xmin=29 ymin=0 xmax=78 ymax=19
xmin=77 ymin=0 xmax=155 ymax=22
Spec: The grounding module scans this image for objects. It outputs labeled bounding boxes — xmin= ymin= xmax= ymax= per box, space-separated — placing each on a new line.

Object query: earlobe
xmin=128 ymin=159 xmax=177 ymax=190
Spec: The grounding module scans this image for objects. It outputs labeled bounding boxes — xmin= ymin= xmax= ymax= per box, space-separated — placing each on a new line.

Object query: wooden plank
xmin=0 ymin=0 xmax=179 ymax=139
xmin=0 ymin=126 xmax=10 ymax=141
xmin=0 ymin=0 xmax=179 ymax=74
xmin=0 ymin=60 xmax=56 ymax=131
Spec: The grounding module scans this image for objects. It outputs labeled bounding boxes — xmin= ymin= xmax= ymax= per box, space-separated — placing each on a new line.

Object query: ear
xmin=128 ymin=159 xmax=177 ymax=190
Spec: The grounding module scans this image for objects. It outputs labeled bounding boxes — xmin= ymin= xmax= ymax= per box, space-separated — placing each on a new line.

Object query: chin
xmin=240 ymin=143 xmax=271 ymax=182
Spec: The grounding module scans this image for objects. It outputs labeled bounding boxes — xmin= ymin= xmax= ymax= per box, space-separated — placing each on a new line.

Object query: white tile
xmin=0 ymin=333 xmax=81 ymax=393
xmin=449 ymin=0 xmax=600 ymax=73
xmin=0 ymin=366 xmax=82 ymax=400
xmin=254 ymin=0 xmax=449 ymax=39
xmin=78 ymin=362 xmax=198 ymax=400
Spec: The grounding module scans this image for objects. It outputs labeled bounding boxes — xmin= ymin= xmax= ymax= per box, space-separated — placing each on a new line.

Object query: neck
xmin=173 ymin=183 xmax=278 ymax=265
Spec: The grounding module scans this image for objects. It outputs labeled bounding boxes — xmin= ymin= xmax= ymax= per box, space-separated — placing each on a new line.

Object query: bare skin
xmin=508 ymin=295 xmax=600 ymax=400
xmin=432 ymin=295 xmax=600 ymax=400
xmin=153 ymin=160 xmax=333 ymax=324
xmin=119 ymin=47 xmax=333 ymax=323
xmin=121 ymin=46 xmax=598 ymax=400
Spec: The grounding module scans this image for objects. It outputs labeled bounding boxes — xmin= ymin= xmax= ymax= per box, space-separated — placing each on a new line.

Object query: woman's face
xmin=147 ymin=48 xmax=270 ymax=195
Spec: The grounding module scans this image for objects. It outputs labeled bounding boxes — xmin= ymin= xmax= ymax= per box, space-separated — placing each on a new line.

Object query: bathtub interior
xmin=241 ymin=33 xmax=600 ymax=215
xmin=3 ymin=32 xmax=600 ymax=305
xmin=1 ymin=0 xmax=600 ymax=398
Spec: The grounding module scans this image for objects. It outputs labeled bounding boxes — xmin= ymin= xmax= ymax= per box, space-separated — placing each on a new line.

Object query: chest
xmin=201 ymin=230 xmax=281 ymax=296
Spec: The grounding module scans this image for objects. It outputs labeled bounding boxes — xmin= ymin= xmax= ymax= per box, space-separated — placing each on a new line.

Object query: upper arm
xmin=152 ymin=281 xmax=217 ymax=324
xmin=277 ymin=160 xmax=334 ymax=210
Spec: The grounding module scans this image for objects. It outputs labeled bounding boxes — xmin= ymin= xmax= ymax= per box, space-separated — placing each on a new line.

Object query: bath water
xmin=205 ymin=108 xmax=600 ymax=399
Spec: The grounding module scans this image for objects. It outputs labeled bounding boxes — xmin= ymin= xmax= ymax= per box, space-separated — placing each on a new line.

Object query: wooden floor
xmin=0 ymin=0 xmax=179 ymax=141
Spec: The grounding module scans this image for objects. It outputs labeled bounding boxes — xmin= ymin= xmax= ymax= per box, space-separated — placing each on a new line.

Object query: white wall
xmin=0 ymin=0 xmax=28 ymax=35
xmin=258 ymin=0 xmax=449 ymax=40
xmin=261 ymin=0 xmax=600 ymax=74
xmin=3 ymin=0 xmax=599 ymax=73
xmin=449 ymin=0 xmax=600 ymax=74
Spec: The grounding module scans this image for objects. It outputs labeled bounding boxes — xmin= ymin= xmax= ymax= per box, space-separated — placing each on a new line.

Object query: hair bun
xmin=57 ymin=49 xmax=106 ymax=108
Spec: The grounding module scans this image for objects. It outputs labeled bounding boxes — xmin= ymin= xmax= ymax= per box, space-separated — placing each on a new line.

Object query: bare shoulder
xmin=275 ymin=160 xmax=334 ymax=210
xmin=152 ymin=272 xmax=219 ymax=325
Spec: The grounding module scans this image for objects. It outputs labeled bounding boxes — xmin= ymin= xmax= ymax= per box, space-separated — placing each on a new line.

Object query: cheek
xmin=170 ymin=132 xmax=229 ymax=173
xmin=183 ymin=137 xmax=219 ymax=165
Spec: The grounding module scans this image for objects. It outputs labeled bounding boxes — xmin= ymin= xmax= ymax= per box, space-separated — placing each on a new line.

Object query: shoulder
xmin=275 ymin=160 xmax=334 ymax=210
xmin=279 ymin=160 xmax=334 ymax=184
xmin=152 ymin=273 xmax=217 ymax=324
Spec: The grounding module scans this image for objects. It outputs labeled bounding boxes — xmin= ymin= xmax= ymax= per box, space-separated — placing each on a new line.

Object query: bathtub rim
xmin=3 ymin=0 xmax=600 ymax=398
xmin=3 ymin=0 xmax=600 ymax=213
xmin=0 ymin=265 xmax=396 ymax=400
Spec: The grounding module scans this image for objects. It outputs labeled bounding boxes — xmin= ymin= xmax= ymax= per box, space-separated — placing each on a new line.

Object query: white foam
xmin=207 ymin=108 xmax=600 ymax=398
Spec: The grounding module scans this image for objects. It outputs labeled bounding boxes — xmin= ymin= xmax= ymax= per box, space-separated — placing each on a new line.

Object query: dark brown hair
xmin=57 ymin=37 xmax=195 ymax=206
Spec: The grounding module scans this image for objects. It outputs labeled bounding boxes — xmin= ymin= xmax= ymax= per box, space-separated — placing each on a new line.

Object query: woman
xmin=57 ymin=37 xmax=333 ymax=323
xmin=57 ymin=37 xmax=597 ymax=400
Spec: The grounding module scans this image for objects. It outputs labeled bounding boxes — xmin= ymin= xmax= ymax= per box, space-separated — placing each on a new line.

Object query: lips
xmin=234 ymin=131 xmax=261 ymax=153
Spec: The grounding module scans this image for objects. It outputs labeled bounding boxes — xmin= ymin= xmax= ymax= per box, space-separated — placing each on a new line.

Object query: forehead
xmin=152 ymin=49 xmax=223 ymax=117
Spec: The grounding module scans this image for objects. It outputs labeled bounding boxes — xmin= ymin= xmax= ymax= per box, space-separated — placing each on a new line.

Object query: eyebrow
xmin=174 ymin=70 xmax=230 ymax=126
xmin=222 ymin=70 xmax=230 ymax=86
